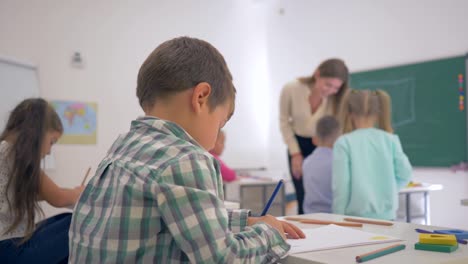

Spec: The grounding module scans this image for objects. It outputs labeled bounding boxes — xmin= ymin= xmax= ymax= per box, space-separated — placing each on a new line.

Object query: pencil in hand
xmin=260 ymin=179 xmax=284 ymax=216
xmin=81 ymin=167 xmax=91 ymax=186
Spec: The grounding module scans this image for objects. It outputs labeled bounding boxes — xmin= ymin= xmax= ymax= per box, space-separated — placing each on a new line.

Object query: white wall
xmin=0 ymin=1 xmax=271 ymax=183
xmin=1 ymin=0 xmax=467 ymax=228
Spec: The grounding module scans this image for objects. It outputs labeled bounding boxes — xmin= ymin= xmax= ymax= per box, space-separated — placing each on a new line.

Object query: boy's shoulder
xmin=303 ymin=147 xmax=333 ymax=165
xmin=108 ymin=117 xmax=215 ymax=173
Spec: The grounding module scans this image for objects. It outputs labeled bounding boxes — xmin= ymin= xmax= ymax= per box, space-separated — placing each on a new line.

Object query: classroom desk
xmin=224 ymin=177 xmax=287 ymax=216
xmin=399 ymin=183 xmax=443 ymax=224
xmin=224 ymin=200 xmax=240 ymax=209
xmin=281 ymin=213 xmax=468 ymax=264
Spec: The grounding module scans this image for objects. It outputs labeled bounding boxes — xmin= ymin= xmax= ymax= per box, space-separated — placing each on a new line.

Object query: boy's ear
xmin=191 ymin=82 xmax=211 ymax=114
xmin=312 ymin=136 xmax=318 ymax=146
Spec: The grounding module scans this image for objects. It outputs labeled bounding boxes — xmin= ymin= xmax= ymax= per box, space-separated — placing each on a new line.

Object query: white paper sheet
xmin=287 ymin=224 xmax=403 ymax=254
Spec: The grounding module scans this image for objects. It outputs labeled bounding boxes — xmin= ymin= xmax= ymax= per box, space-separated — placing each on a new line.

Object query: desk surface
xmin=224 ymin=177 xmax=284 ymax=186
xmin=281 ymin=213 xmax=468 ymax=264
xmin=399 ymin=183 xmax=443 ymax=194
xmin=228 ymin=179 xmax=442 ymax=191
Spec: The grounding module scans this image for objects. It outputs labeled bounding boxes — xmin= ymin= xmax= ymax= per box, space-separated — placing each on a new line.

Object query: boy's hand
xmin=248 ymin=215 xmax=306 ymax=240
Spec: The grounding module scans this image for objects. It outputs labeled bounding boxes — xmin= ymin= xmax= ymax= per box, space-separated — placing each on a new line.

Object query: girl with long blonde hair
xmin=332 ymin=89 xmax=412 ymax=220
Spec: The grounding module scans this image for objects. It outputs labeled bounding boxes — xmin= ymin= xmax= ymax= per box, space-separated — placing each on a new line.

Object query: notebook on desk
xmin=287 ymin=224 xmax=403 ymax=254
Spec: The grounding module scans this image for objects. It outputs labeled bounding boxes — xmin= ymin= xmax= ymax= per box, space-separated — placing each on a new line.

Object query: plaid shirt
xmin=69 ymin=117 xmax=289 ymax=263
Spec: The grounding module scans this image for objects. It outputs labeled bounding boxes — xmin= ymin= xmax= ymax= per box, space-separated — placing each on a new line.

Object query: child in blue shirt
xmin=303 ymin=116 xmax=340 ymax=214
xmin=332 ymin=89 xmax=412 ymax=220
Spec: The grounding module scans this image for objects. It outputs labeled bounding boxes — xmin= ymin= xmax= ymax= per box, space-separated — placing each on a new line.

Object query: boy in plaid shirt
xmin=69 ymin=37 xmax=304 ymax=263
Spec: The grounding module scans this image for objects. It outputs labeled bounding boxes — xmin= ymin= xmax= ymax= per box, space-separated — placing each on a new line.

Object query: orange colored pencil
xmin=284 ymin=216 xmax=307 ymax=222
xmin=343 ymin=217 xmax=393 ymax=226
xmin=299 ymin=219 xmax=363 ymax=227
xmin=283 ymin=217 xmax=362 ymax=227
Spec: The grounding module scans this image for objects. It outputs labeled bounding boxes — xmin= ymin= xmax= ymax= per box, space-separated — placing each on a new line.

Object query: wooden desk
xmin=281 ymin=213 xmax=468 ymax=264
xmin=399 ymin=183 xmax=443 ymax=224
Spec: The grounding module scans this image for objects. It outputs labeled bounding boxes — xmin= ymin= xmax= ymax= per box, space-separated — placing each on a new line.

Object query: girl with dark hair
xmin=0 ymin=98 xmax=84 ymax=263
xmin=279 ymin=58 xmax=349 ymax=214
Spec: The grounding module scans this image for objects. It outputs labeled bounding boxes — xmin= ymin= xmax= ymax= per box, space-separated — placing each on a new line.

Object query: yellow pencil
xmin=81 ymin=167 xmax=91 ymax=185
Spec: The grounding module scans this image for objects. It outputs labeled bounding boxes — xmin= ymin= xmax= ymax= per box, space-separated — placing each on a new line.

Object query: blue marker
xmin=261 ymin=180 xmax=284 ymax=216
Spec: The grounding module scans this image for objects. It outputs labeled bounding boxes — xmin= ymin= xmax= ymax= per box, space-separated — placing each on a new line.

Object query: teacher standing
xmin=279 ymin=58 xmax=349 ymax=214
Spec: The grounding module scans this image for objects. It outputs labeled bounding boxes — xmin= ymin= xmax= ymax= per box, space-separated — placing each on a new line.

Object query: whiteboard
xmin=0 ymin=57 xmax=40 ymax=131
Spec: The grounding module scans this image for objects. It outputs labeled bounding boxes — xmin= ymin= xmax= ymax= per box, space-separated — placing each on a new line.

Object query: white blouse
xmin=279 ymin=80 xmax=332 ymax=155
xmin=0 ymin=140 xmax=27 ymax=241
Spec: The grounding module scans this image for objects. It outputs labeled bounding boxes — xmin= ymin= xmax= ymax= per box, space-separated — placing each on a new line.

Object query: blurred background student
xmin=210 ymin=130 xmax=237 ymax=182
xmin=332 ymin=90 xmax=412 ymax=220
xmin=0 ymin=98 xmax=84 ymax=263
xmin=303 ymin=116 xmax=341 ymax=214
xmin=279 ymin=58 xmax=349 ymax=214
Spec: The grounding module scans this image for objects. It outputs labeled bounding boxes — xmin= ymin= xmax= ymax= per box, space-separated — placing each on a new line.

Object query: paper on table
xmin=287 ymin=224 xmax=403 ymax=254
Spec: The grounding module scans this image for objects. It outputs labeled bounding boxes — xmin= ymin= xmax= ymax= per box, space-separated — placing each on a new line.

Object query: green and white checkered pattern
xmin=69 ymin=117 xmax=289 ymax=263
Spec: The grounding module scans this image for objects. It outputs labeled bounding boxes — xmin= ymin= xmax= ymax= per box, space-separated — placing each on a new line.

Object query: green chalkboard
xmin=350 ymin=55 xmax=467 ymax=167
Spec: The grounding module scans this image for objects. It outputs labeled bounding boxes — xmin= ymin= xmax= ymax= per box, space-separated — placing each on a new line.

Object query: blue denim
xmin=0 ymin=212 xmax=71 ymax=264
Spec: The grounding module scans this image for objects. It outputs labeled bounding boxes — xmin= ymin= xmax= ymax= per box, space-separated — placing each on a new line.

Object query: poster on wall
xmin=50 ymin=100 xmax=97 ymax=144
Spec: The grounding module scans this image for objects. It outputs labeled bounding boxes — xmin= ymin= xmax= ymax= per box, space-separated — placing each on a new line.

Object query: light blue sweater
xmin=303 ymin=147 xmax=333 ymax=214
xmin=332 ymin=128 xmax=412 ymax=220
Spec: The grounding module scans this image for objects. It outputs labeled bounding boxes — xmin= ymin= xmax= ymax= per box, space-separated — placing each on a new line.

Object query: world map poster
xmin=50 ymin=100 xmax=97 ymax=144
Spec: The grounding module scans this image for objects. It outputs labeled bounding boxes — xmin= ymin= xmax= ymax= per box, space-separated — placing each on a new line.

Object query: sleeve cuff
xmin=248 ymin=223 xmax=291 ymax=261
xmin=228 ymin=209 xmax=250 ymax=233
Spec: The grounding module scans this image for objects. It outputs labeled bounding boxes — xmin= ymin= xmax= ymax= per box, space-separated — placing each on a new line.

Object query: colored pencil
xmin=284 ymin=216 xmax=309 ymax=222
xmin=356 ymin=244 xmax=406 ymax=263
xmin=284 ymin=217 xmax=363 ymax=227
xmin=344 ymin=217 xmax=394 ymax=226
xmin=260 ymin=179 xmax=284 ymax=216
xmin=299 ymin=219 xmax=363 ymax=227
xmin=81 ymin=167 xmax=91 ymax=186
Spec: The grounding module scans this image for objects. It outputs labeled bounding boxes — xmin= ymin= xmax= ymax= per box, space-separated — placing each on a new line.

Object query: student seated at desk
xmin=69 ymin=36 xmax=305 ymax=263
xmin=303 ymin=116 xmax=340 ymax=214
xmin=210 ymin=130 xmax=237 ymax=182
xmin=333 ymin=89 xmax=412 ymax=220
xmin=0 ymin=98 xmax=84 ymax=263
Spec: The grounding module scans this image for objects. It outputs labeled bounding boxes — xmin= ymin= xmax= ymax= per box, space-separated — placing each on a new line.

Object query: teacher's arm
xmin=279 ymin=85 xmax=303 ymax=178
xmin=279 ymin=85 xmax=300 ymax=155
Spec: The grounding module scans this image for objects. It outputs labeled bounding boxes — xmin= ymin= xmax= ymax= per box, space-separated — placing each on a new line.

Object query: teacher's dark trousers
xmin=287 ymin=135 xmax=316 ymax=215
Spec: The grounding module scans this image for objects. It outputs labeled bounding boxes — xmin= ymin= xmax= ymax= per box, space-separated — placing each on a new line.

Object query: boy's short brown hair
xmin=316 ymin=115 xmax=340 ymax=142
xmin=136 ymin=37 xmax=236 ymax=110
